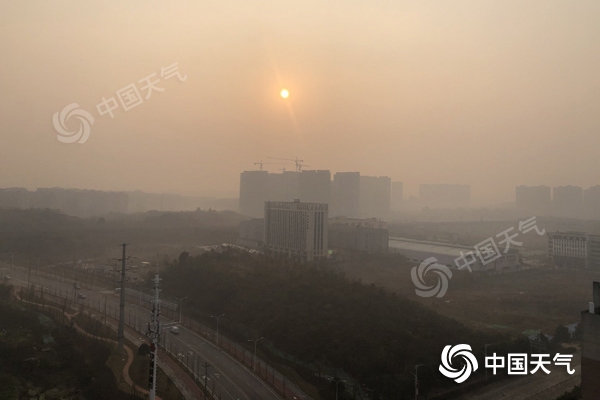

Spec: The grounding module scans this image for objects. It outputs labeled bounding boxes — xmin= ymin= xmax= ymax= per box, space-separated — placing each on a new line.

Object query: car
xmin=78 ymin=293 xmax=86 ymax=299
xmin=170 ymin=326 xmax=180 ymax=334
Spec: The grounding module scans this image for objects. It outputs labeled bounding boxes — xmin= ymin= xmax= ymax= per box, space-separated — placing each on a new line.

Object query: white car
xmin=170 ymin=326 xmax=180 ymax=334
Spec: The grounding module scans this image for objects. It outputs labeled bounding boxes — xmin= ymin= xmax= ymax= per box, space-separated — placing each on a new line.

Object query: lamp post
xmin=190 ymin=341 xmax=207 ymax=381
xmin=211 ymin=314 xmax=225 ymax=346
xmin=247 ymin=337 xmax=264 ymax=372
xmin=176 ymin=296 xmax=188 ymax=324
xmin=335 ymin=378 xmax=346 ymax=400
xmin=484 ymin=344 xmax=491 ymax=381
xmin=414 ymin=364 xmax=423 ymax=400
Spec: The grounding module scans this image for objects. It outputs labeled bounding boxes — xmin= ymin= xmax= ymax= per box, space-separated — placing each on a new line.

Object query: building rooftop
xmin=388 ymin=236 xmax=474 ymax=258
xmin=388 ymin=236 xmax=518 ymax=258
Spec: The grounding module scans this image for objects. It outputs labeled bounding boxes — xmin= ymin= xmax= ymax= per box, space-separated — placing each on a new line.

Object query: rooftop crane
xmin=267 ymin=157 xmax=309 ymax=171
xmin=253 ymin=160 xmax=294 ymax=171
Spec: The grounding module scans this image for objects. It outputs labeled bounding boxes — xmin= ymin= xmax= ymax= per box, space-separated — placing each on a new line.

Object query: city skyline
xmin=2 ymin=1 xmax=600 ymax=205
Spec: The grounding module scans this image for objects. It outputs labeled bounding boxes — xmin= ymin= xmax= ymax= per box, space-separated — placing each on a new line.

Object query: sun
xmin=280 ymin=88 xmax=289 ymax=99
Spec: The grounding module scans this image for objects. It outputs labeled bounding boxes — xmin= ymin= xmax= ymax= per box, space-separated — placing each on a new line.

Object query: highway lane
xmin=3 ymin=263 xmax=284 ymax=400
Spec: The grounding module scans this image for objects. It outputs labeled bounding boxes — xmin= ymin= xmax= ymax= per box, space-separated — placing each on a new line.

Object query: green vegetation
xmin=159 ymin=250 xmax=511 ymax=399
xmin=0 ymin=207 xmax=241 ymax=266
xmin=0 ymin=284 xmax=137 ymax=400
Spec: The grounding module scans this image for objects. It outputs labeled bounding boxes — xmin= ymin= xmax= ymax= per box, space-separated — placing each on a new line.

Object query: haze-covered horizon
xmin=2 ymin=1 xmax=600 ymax=204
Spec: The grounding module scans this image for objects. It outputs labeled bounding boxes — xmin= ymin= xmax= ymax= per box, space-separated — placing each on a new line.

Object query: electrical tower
xmin=146 ymin=272 xmax=162 ymax=400
xmin=117 ymin=243 xmax=129 ymax=353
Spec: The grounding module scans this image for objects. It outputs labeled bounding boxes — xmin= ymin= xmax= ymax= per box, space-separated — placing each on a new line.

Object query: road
xmin=3 ymin=263 xmax=286 ymax=400
xmin=455 ymin=350 xmax=580 ymax=400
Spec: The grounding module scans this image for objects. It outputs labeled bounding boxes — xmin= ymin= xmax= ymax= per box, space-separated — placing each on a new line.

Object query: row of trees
xmin=160 ymin=250 xmax=508 ymax=399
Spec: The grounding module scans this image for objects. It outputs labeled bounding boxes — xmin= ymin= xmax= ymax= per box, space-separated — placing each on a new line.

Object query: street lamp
xmin=176 ymin=296 xmax=188 ymax=324
xmin=414 ymin=364 xmax=423 ymax=400
xmin=484 ymin=344 xmax=491 ymax=381
xmin=210 ymin=314 xmax=225 ymax=346
xmin=334 ymin=378 xmax=346 ymax=400
xmin=247 ymin=337 xmax=264 ymax=372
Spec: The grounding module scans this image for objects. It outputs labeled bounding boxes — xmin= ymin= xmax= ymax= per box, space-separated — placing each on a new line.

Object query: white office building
xmin=264 ymin=200 xmax=328 ymax=262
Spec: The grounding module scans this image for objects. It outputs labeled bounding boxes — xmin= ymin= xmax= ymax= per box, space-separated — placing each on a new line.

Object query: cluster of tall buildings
xmin=516 ymin=185 xmax=600 ymax=219
xmin=239 ymin=170 xmax=397 ymax=220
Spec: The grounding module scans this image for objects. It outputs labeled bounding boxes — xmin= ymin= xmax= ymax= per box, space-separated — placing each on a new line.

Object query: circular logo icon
xmin=53 ymin=103 xmax=94 ymax=144
xmin=439 ymin=344 xmax=479 ymax=383
xmin=411 ymin=257 xmax=453 ymax=298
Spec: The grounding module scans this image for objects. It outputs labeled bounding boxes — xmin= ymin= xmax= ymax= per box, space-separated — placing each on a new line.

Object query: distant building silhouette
xmin=515 ymin=185 xmax=552 ymax=216
xmin=298 ymin=170 xmax=331 ymax=204
xmin=239 ymin=170 xmax=270 ymax=217
xmin=268 ymin=171 xmax=299 ymax=202
xmin=331 ymin=172 xmax=360 ymax=217
xmin=553 ymin=186 xmax=583 ymax=218
xmin=264 ymin=200 xmax=328 ymax=262
xmin=584 ymin=185 xmax=600 ymax=219
xmin=391 ymin=181 xmax=403 ymax=212
xmin=419 ymin=184 xmax=470 ymax=209
xmin=359 ymin=176 xmax=391 ymax=219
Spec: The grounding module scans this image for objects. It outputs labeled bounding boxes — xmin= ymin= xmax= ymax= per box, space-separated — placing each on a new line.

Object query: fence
xmin=13 ymin=272 xmax=312 ymax=400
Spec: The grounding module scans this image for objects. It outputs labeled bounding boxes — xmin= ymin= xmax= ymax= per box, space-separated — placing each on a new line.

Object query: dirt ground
xmin=338 ymin=259 xmax=600 ymax=335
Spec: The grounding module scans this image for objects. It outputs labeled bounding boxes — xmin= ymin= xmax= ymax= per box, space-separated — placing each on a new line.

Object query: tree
xmin=552 ymin=325 xmax=571 ymax=344
xmin=138 ymin=343 xmax=151 ymax=357
xmin=178 ymin=251 xmax=190 ymax=265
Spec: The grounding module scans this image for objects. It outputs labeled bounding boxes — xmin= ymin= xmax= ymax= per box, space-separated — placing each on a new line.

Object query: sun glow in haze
xmin=280 ymin=88 xmax=289 ymax=99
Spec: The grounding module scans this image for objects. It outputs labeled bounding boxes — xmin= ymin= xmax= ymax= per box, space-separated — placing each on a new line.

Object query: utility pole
xmin=203 ymin=362 xmax=210 ymax=393
xmin=117 ymin=243 xmax=129 ymax=353
xmin=176 ymin=296 xmax=188 ymax=323
xmin=146 ymin=272 xmax=162 ymax=400
xmin=211 ymin=314 xmax=225 ymax=346
xmin=414 ymin=364 xmax=423 ymax=400
xmin=248 ymin=337 xmax=264 ymax=372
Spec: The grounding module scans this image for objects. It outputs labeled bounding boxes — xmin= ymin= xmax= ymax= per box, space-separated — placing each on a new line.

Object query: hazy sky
xmin=1 ymin=1 xmax=599 ymax=203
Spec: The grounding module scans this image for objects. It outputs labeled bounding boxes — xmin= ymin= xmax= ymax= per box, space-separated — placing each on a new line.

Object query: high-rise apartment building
xmin=584 ymin=185 xmax=600 ymax=219
xmin=298 ymin=170 xmax=331 ymax=204
xmin=419 ymin=184 xmax=470 ymax=209
xmin=268 ymin=171 xmax=300 ymax=202
xmin=515 ymin=185 xmax=552 ymax=216
xmin=359 ymin=176 xmax=391 ymax=219
xmin=331 ymin=172 xmax=360 ymax=217
xmin=239 ymin=170 xmax=270 ymax=217
xmin=264 ymin=200 xmax=328 ymax=262
xmin=391 ymin=181 xmax=403 ymax=212
xmin=553 ymin=185 xmax=583 ymax=218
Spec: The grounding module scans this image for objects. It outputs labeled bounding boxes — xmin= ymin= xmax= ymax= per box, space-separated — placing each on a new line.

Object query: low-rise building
xmin=329 ymin=217 xmax=389 ymax=254
xmin=388 ymin=237 xmax=520 ymax=271
xmin=548 ymin=231 xmax=600 ymax=270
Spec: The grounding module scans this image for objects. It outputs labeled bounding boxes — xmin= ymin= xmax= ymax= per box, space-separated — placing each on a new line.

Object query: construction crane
xmin=253 ymin=160 xmax=293 ymax=171
xmin=267 ymin=157 xmax=309 ymax=172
